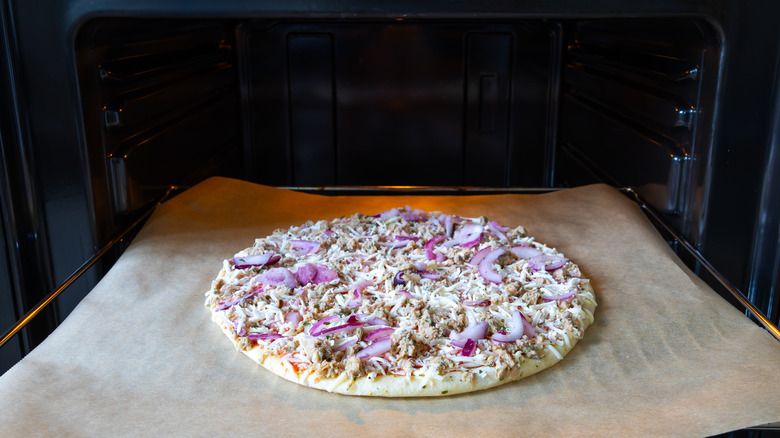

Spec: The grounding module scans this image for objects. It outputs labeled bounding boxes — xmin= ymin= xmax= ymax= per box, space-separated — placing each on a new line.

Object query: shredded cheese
xmin=205 ymin=208 xmax=595 ymax=381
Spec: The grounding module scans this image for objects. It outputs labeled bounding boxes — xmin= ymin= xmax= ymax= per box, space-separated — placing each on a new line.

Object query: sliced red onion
xmin=258 ymin=268 xmax=299 ymax=289
xmin=458 ymin=223 xmax=484 ymax=236
xmin=375 ymin=208 xmax=400 ymax=219
xmin=393 ymin=272 xmax=406 ymax=285
xmin=309 ymin=314 xmax=340 ymax=336
xmin=463 ymin=299 xmax=490 ymax=307
xmin=492 ymin=310 xmax=535 ymax=343
xmin=425 ymin=235 xmax=447 ymax=260
xmin=478 ymin=248 xmax=505 ymax=284
xmin=285 ymin=311 xmax=303 ymax=326
xmin=232 ymin=252 xmax=281 ymax=269
xmin=398 ymin=289 xmax=412 ymax=299
xmin=290 ymin=239 xmax=320 ymax=255
xmin=440 ymin=214 xmax=454 ymax=237
xmin=324 ymin=230 xmax=335 ymax=236
xmin=318 ymin=321 xmax=363 ymax=336
xmin=415 ymin=262 xmax=428 ymax=271
xmin=419 ymin=271 xmax=441 ymax=280
xmin=334 ymin=336 xmax=358 ymax=352
xmin=510 ymin=246 xmax=543 ymax=259
xmin=234 ymin=318 xmax=246 ymax=336
xmin=541 ymin=289 xmax=577 ymax=301
xmin=364 ymin=327 xmax=394 ymax=342
xmin=247 ymin=333 xmax=283 ymax=341
xmin=379 ymin=240 xmax=410 ymax=249
xmin=295 ymin=263 xmax=318 ymax=285
xmin=443 ymin=223 xmax=483 ymax=248
xmin=449 ymin=320 xmax=488 ymax=347
xmin=355 ymin=314 xmax=389 ymax=326
xmin=394 ymin=235 xmax=420 ymax=241
xmin=487 ymin=221 xmax=510 ymax=242
xmin=461 ymin=338 xmax=477 ymax=357
xmin=528 ymin=254 xmax=567 ymax=272
xmin=400 ymin=208 xmax=428 ymax=222
xmin=469 ymin=246 xmax=491 ymax=266
xmin=313 ymin=265 xmax=338 ymax=283
xmin=357 ymin=337 xmax=392 ymax=359
xmin=351 ymin=281 xmax=371 ymax=296
xmin=215 ymin=288 xmax=264 ymax=311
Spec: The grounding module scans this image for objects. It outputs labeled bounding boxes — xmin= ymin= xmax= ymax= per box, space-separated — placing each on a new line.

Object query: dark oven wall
xmin=3 ymin=1 xmax=780 ymax=377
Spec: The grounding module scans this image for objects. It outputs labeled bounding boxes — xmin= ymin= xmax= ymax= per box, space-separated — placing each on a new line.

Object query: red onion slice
xmin=492 ymin=310 xmax=534 ymax=343
xmin=355 ymin=314 xmax=389 ymax=327
xmin=461 ymin=338 xmax=477 ymax=357
xmin=541 ymin=289 xmax=576 ymax=301
xmin=375 ymin=208 xmax=400 ymax=219
xmin=435 ymin=214 xmax=454 ymax=236
xmin=425 ymin=235 xmax=447 ymax=260
xmin=257 ymin=267 xmax=299 ymax=289
xmin=364 ymin=327 xmax=394 ymax=342
xmin=290 ymin=239 xmax=320 ymax=255
xmin=379 ymin=240 xmax=410 ymax=249
xmin=215 ymin=287 xmax=264 ymax=311
xmin=357 ymin=337 xmax=392 ymax=359
xmin=487 ymin=221 xmax=510 ymax=242
xmin=232 ymin=252 xmax=281 ymax=269
xmin=318 ymin=322 xmax=363 ymax=336
xmin=393 ymin=272 xmax=406 ymax=285
xmin=334 ymin=336 xmax=358 ymax=352
xmin=478 ymin=248 xmax=505 ymax=284
xmin=234 ymin=318 xmax=246 ymax=336
xmin=398 ymin=289 xmax=412 ymax=299
xmin=399 ymin=208 xmax=428 ymax=222
xmin=510 ymin=246 xmax=543 ymax=259
xmin=463 ymin=299 xmax=490 ymax=307
xmin=309 ymin=315 xmax=340 ymax=336
xmin=351 ymin=281 xmax=371 ymax=296
xmin=394 ymin=235 xmax=420 ymax=241
xmin=443 ymin=224 xmax=483 ymax=248
xmin=442 ymin=214 xmax=454 ymax=237
xmin=528 ymin=254 xmax=567 ymax=272
xmin=295 ymin=264 xmax=318 ymax=285
xmin=284 ymin=311 xmax=302 ymax=326
xmin=469 ymin=246 xmax=491 ymax=265
xmin=313 ymin=265 xmax=338 ymax=283
xmin=419 ymin=271 xmax=441 ymax=280
xmin=449 ymin=320 xmax=488 ymax=347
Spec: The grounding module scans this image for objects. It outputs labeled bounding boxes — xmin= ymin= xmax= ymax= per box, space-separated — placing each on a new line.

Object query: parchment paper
xmin=1 ymin=177 xmax=778 ymax=437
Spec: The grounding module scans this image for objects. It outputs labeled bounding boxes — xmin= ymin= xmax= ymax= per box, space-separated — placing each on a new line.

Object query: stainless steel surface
xmin=0 ymin=186 xmax=176 ymax=349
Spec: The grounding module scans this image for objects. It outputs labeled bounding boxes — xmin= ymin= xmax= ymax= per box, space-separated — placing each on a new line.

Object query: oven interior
xmin=3 ymin=8 xmax=780 ymax=400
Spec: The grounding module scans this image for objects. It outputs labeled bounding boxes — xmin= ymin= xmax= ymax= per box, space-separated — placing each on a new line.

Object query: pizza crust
xmin=206 ymin=209 xmax=597 ymax=397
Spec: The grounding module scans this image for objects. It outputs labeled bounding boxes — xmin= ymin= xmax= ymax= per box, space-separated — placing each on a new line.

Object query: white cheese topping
xmin=205 ymin=208 xmax=596 ymax=381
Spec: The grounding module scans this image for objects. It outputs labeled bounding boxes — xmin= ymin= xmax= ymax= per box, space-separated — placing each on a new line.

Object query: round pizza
xmin=204 ymin=207 xmax=597 ymax=397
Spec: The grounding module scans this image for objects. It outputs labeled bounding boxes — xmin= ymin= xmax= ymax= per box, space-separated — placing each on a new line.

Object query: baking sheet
xmin=1 ymin=177 xmax=779 ymax=437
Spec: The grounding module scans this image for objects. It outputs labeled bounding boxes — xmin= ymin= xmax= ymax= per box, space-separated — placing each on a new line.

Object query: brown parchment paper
xmin=1 ymin=177 xmax=779 ymax=437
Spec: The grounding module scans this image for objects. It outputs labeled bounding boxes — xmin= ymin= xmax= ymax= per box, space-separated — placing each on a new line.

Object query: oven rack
xmin=2 ymin=184 xmax=779 ymax=349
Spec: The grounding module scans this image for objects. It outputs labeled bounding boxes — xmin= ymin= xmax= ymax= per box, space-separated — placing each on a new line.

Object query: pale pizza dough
xmin=205 ymin=207 xmax=597 ymax=397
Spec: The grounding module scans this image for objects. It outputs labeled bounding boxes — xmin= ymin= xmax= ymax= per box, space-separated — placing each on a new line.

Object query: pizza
xmin=204 ymin=207 xmax=597 ymax=396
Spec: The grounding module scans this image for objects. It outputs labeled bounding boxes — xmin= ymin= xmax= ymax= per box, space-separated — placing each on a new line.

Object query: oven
xmin=1 ymin=0 xmax=779 ymax=434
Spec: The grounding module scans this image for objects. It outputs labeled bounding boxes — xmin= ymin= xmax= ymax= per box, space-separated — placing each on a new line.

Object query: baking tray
xmin=0 ymin=177 xmax=779 ymax=436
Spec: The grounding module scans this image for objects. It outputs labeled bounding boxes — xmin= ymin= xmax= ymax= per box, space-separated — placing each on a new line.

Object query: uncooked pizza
xmin=205 ymin=207 xmax=597 ymax=396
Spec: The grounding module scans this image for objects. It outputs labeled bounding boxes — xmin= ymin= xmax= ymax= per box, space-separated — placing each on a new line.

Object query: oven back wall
xmin=246 ymin=21 xmax=560 ymax=188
